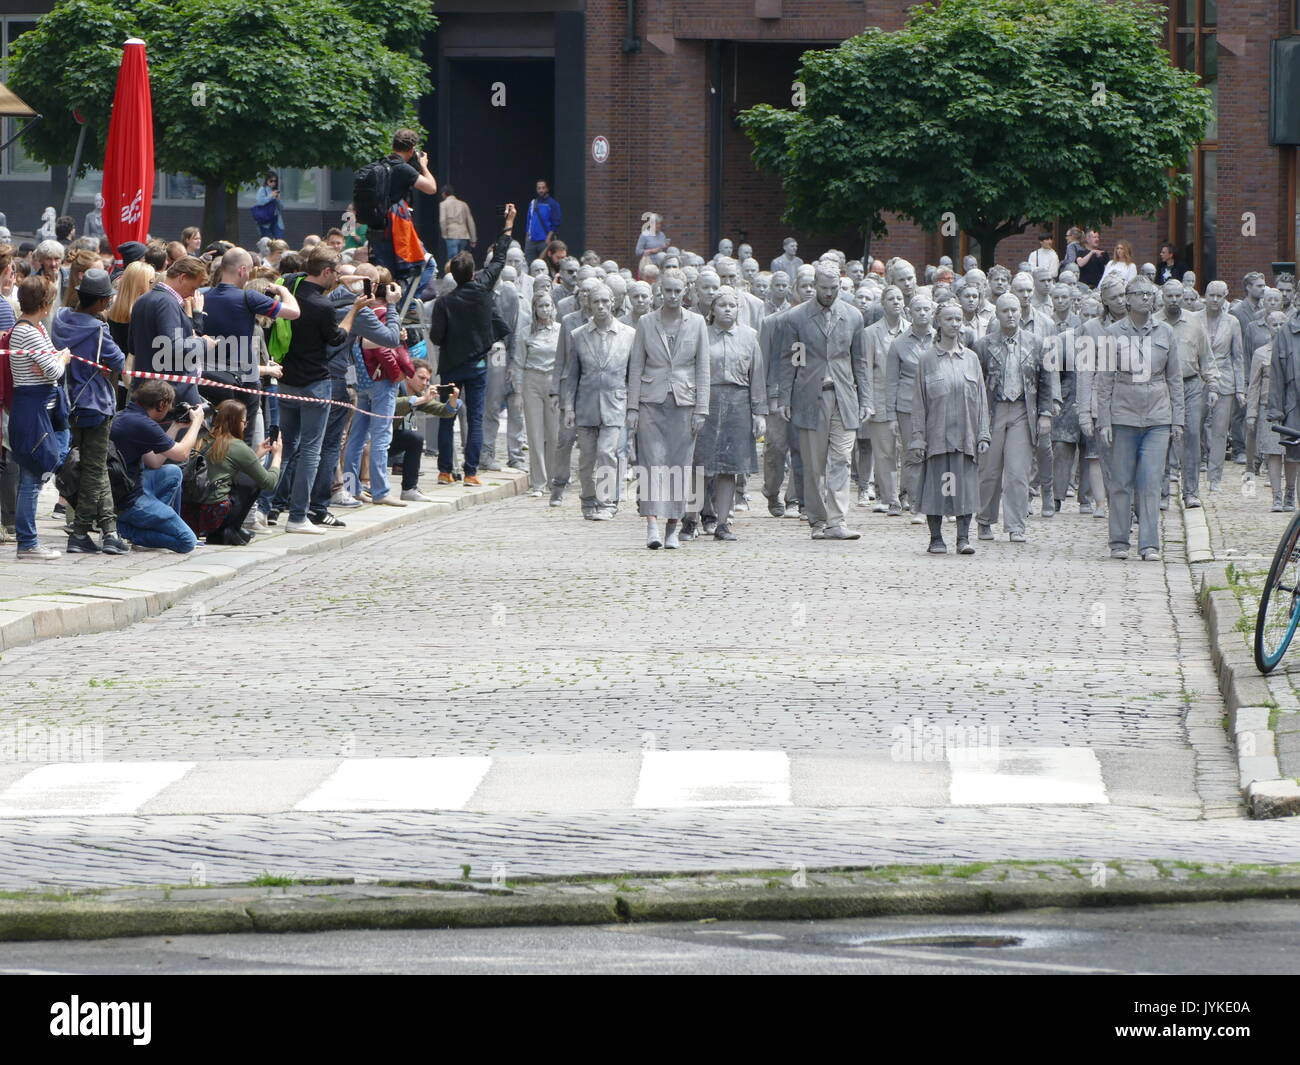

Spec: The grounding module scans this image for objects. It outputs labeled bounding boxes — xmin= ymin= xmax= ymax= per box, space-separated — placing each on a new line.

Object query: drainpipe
xmin=622 ymin=0 xmax=641 ymax=53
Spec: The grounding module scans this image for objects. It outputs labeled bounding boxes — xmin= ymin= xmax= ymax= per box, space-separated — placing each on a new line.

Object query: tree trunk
xmin=976 ymin=233 xmax=1000 ymax=271
xmin=202 ymin=181 xmax=240 ymax=243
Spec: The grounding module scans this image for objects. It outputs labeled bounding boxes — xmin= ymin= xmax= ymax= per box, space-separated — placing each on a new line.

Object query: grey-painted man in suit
xmin=480 ymin=268 xmax=524 ymax=472
xmin=563 ymin=283 xmax=635 ymax=520
xmin=779 ymin=265 xmax=870 ymax=540
xmin=860 ymin=284 xmax=907 ymax=515
xmin=760 ymin=271 xmax=814 ymax=517
xmin=975 ymin=293 xmax=1058 ymax=543
xmin=549 ymin=276 xmax=602 ymax=508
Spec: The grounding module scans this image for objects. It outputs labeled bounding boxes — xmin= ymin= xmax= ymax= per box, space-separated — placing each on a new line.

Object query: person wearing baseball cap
xmin=115 ymin=240 xmax=148 ymax=275
xmin=49 ymin=267 xmax=131 ymax=554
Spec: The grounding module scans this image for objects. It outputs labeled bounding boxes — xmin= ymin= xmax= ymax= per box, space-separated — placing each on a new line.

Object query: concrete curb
xmin=1195 ymin=566 xmax=1300 ymax=818
xmin=0 ymin=470 xmax=528 ymax=654
xmin=5 ymin=876 xmax=1300 ymax=942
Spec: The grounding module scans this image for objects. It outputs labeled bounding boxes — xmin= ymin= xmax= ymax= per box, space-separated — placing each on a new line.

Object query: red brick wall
xmin=583 ymin=0 xmax=1290 ymax=283
xmin=1216 ymin=0 xmax=1294 ymax=289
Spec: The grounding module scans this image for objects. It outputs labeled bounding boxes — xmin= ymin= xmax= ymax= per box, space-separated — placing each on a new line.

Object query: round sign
xmin=592 ymin=136 xmax=609 ymax=164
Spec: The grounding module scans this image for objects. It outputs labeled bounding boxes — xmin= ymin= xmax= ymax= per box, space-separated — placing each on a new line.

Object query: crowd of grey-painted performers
xmin=484 ymin=232 xmax=1296 ymax=561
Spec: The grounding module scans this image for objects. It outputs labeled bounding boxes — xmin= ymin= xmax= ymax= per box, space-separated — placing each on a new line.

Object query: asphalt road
xmin=2 ymin=900 xmax=1297 ymax=975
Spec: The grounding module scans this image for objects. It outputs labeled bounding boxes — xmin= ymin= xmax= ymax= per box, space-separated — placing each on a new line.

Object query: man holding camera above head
xmin=429 ymin=202 xmax=517 ymax=487
xmin=109 ymin=379 xmax=205 ymax=553
xmin=368 ymin=129 xmax=437 ymax=287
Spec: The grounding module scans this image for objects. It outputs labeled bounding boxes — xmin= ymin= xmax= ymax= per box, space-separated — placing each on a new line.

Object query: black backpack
xmin=55 ymin=441 xmax=137 ymax=512
xmin=352 ymin=155 xmax=396 ymax=229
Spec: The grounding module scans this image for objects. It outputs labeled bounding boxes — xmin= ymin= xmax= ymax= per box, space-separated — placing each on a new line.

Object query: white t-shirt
xmin=1028 ymin=248 xmax=1059 ymax=277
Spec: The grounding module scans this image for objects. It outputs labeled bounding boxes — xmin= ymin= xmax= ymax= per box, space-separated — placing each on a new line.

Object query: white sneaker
xmin=400 ymin=489 xmax=433 ymax=502
xmin=17 ymin=544 xmax=61 ymax=561
xmin=284 ymin=520 xmax=326 ymax=535
xmin=330 ymin=490 xmax=362 ymax=508
xmin=372 ymin=495 xmax=407 ymax=507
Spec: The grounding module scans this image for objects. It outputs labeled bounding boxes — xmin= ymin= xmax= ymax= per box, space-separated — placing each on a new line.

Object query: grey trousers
xmin=577 ymin=424 xmax=621 ymax=510
xmin=711 ymin=474 xmax=737 ymax=527
xmin=521 ymin=369 xmax=558 ymax=491
xmin=1205 ymin=390 xmax=1234 ymax=487
xmin=551 ymin=406 xmax=577 ymax=489
xmin=798 ymin=388 xmax=855 ymax=530
xmin=864 ymin=419 xmax=898 ymax=506
xmin=483 ymin=366 xmax=525 ymax=468
xmin=978 ymin=400 xmax=1032 ymax=534
xmin=1052 ymin=440 xmax=1078 ymax=504
xmin=854 ymin=438 xmax=872 ymax=487
xmin=1036 ymin=433 xmax=1054 ymax=501
xmin=897 ymin=410 xmax=923 ymax=508
xmin=762 ymin=408 xmax=803 ymax=506
xmin=1167 ymin=375 xmax=1205 ymax=500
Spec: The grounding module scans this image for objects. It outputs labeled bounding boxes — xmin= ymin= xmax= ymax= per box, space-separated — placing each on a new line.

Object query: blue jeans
xmin=15 ymin=465 xmax=44 ymax=550
xmin=309 ymin=377 xmax=351 ymax=516
xmin=438 ymin=361 xmax=488 ymax=476
xmin=1108 ymin=424 xmax=1171 ymax=554
xmin=363 ymin=380 xmax=399 ymax=500
xmin=342 ymin=388 xmax=372 ymax=498
xmin=116 ymin=465 xmax=196 ymax=553
xmin=273 ymin=379 xmax=332 ymax=523
xmin=445 ymin=238 xmax=468 ymax=261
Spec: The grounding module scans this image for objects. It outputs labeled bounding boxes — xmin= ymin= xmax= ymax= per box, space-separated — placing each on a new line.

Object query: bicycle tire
xmin=1254 ymin=511 xmax=1300 ymax=673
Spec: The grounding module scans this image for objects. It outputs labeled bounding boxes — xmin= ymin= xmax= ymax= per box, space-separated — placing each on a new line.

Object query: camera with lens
xmin=165 ymin=401 xmax=197 ymax=424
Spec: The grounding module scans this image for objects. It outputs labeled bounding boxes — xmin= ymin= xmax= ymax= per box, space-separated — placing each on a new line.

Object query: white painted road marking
xmin=0 ymin=761 xmax=195 ymax=817
xmin=294 ymin=757 xmax=493 ymax=812
xmin=634 ymin=750 xmax=792 ymax=808
xmin=947 ymin=748 xmax=1109 ymax=806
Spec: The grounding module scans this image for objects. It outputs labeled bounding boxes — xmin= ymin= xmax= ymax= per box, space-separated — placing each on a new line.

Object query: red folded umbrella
xmin=101 ymin=38 xmax=154 ymax=264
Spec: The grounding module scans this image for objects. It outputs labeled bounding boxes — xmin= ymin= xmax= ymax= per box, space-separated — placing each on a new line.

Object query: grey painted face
xmin=1246 ymin=276 xmax=1266 ymax=301
xmin=959 ymin=286 xmax=982 ymax=314
xmin=937 ymin=304 xmax=964 ymax=341
xmin=712 ymin=291 xmax=739 ymax=329
xmin=815 ymin=272 xmax=839 ymax=308
xmin=751 ymin=275 xmax=770 ymax=299
xmin=1162 ymin=282 xmax=1183 ymax=311
xmin=995 ymin=297 xmax=1019 ymax=335
xmin=909 ymin=297 xmax=935 ymax=329
xmin=1011 ymin=276 xmax=1033 ymax=311
xmin=795 ymin=275 xmax=816 ymax=303
xmin=1204 ymin=283 xmax=1228 ymax=313
xmin=770 ymin=273 xmax=790 ymax=299
xmin=660 ymin=277 xmax=686 ymax=311
xmin=534 ymin=292 xmax=555 ymax=323
xmin=629 ymin=284 xmax=653 ymax=315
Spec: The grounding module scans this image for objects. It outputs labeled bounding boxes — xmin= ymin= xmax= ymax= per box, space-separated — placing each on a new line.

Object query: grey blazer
xmin=551 ymin=308 xmax=588 ymax=397
xmin=627 ymin=309 xmax=711 ymax=415
xmin=563 ymin=319 xmax=636 ymax=428
xmin=778 ymin=299 xmax=870 ymax=432
xmin=973 ymin=328 xmax=1058 ymax=446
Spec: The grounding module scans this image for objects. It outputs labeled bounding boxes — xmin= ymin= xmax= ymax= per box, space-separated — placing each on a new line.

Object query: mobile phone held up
xmin=268 ymin=425 xmax=280 ymax=445
xmin=362 ymin=278 xmax=373 ymax=299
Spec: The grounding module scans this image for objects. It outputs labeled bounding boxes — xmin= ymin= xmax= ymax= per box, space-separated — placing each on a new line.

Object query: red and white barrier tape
xmin=2 ymin=348 xmax=453 ymax=420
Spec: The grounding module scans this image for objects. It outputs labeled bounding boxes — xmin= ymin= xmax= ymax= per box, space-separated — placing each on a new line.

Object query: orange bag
xmin=389 ymin=201 xmax=426 ymax=264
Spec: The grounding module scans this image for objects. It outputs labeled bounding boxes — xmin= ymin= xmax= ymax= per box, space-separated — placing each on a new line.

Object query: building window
xmin=1169 ymin=1 xmax=1217 ymax=281
xmin=1 ymin=17 xmax=43 ymax=178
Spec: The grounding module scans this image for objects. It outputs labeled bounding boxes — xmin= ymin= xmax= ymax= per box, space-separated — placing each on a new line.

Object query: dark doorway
xmin=442 ymin=59 xmax=555 ymax=260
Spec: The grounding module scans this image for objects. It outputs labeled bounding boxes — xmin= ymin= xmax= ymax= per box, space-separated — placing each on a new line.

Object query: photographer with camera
xmin=364 ymin=129 xmax=437 ymax=290
xmin=110 ymin=379 xmax=206 ymax=553
xmin=428 ymin=202 xmax=517 ymax=487
xmin=313 ymin=263 xmax=403 ymax=517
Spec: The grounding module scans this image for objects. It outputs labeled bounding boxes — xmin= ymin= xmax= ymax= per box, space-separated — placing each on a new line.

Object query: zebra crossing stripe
xmin=0 ymin=761 xmax=195 ymax=818
xmin=293 ymin=756 xmax=492 ymax=812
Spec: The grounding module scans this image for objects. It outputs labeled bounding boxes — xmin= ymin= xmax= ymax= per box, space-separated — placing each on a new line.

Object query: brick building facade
xmin=3 ymin=0 xmax=1299 ymax=288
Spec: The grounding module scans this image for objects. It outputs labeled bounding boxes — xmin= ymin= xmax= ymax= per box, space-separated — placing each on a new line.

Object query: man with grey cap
xmin=50 ymin=268 xmax=132 ymax=555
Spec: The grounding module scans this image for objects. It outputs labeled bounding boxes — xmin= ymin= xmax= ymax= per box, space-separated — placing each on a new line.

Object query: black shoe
xmin=53 ymin=502 xmax=66 ymax=518
xmin=66 ymin=532 xmax=100 ymax=554
xmin=266 ymin=510 xmax=280 ymax=526
xmin=100 ymin=534 xmax=132 ymax=555
xmin=309 ymin=512 xmax=346 ymax=528
xmin=714 ymin=525 xmax=737 ymax=541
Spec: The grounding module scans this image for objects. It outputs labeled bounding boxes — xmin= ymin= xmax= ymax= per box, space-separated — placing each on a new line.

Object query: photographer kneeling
xmin=109 ymin=379 xmax=205 ymax=552
xmin=185 ymin=399 xmax=282 ymax=545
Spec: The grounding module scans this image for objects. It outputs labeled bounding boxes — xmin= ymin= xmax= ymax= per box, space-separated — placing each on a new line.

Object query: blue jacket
xmin=127 ymin=283 xmax=204 ymax=403
xmin=50 ymin=307 xmax=126 ymax=422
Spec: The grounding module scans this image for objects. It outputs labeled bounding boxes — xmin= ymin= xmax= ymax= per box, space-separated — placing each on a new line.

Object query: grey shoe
xmin=1009 ymin=531 xmax=1027 ymax=543
xmin=957 ymin=539 xmax=975 ymax=555
xmin=549 ymin=486 xmax=564 ymax=507
xmin=887 ymin=502 xmax=902 ymax=517
xmin=1140 ymin=548 xmax=1162 ymax=562
xmin=823 ymin=526 xmax=861 ymax=540
xmin=857 ymin=490 xmax=871 ymax=507
xmin=977 ymin=523 xmax=994 ymax=540
xmin=646 ymin=519 xmax=663 ymax=549
xmin=17 ymin=544 xmax=62 ymax=561
xmin=767 ymin=497 xmax=785 ymax=518
xmin=1040 ymin=500 xmax=1054 ymax=518
xmin=679 ymin=520 xmax=697 ymax=541
xmin=810 ymin=522 xmax=827 ymax=540
xmin=927 ymin=539 xmax=947 ymax=554
xmin=664 ymin=523 xmax=680 ymax=549
xmin=714 ymin=525 xmax=737 ymax=541
xmin=1183 ymin=495 xmax=1201 ymax=509
xmin=1110 ymin=548 xmax=1129 ymax=560
xmin=1273 ymin=495 xmax=1287 ymax=513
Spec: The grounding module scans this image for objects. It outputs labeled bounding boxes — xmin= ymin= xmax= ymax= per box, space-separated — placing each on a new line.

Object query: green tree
xmin=740 ymin=0 xmax=1212 ymax=268
xmin=8 ymin=0 xmax=437 ymax=239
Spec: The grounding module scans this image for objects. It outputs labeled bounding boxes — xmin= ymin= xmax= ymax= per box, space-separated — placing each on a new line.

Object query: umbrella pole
xmin=0 ymin=114 xmax=40 ymax=154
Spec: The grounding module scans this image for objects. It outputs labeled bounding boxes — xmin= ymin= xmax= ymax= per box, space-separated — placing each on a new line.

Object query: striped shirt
xmin=8 ymin=321 xmax=64 ymax=388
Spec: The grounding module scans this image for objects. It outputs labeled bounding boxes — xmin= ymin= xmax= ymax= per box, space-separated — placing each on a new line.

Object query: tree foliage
xmin=740 ymin=0 xmax=1212 ymax=265
xmin=8 ymin=0 xmax=436 ymax=189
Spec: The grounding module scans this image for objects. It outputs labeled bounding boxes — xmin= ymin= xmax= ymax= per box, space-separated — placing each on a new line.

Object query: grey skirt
xmin=696 ymin=383 xmax=758 ymax=475
xmin=635 ymin=395 xmax=698 ymax=518
xmin=916 ymin=451 xmax=981 ymax=516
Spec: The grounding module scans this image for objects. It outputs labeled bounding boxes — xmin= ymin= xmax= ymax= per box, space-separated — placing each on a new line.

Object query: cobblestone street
xmin=0 ymin=468 xmax=1282 ymax=889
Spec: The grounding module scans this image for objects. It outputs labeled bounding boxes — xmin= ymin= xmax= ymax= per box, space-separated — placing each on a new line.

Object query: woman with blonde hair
xmin=1099 ymin=240 xmax=1136 ymax=290
xmin=60 ymin=248 xmax=101 ymax=311
xmin=106 ymin=261 xmax=155 ymax=352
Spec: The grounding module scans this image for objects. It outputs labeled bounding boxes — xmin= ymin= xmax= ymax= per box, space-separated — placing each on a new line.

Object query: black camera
xmin=165 ymin=401 xmax=196 ymax=424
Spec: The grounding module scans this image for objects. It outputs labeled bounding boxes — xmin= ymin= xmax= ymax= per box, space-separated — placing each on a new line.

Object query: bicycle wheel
xmin=1255 ymin=512 xmax=1300 ymax=673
